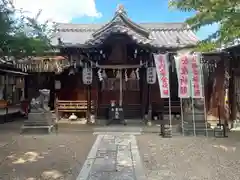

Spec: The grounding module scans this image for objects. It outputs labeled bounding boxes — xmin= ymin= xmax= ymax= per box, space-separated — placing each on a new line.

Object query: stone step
xmin=183 ymin=129 xmax=214 ymax=136
xmin=23 ymin=122 xmax=53 ymax=126
xmin=183 ymin=121 xmax=209 ymax=125
xmin=184 ymin=116 xmax=205 ymax=120
xmin=183 ymin=123 xmax=210 ymax=129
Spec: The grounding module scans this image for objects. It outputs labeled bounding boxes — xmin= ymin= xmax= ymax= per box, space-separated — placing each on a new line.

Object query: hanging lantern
xmin=82 ymin=67 xmax=93 ymax=85
xmin=147 ymin=67 xmax=156 ymax=84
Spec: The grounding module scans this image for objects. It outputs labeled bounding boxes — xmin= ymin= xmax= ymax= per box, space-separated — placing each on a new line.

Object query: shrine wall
xmin=56 ymin=72 xmax=87 ymax=100
xmin=204 ymin=55 xmax=227 ymax=123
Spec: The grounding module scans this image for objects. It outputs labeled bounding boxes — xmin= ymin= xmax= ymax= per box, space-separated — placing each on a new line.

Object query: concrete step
xmin=181 ymin=128 xmax=214 ymax=136
xmin=184 ymin=130 xmax=214 ymax=136
xmin=23 ymin=122 xmax=53 ymax=126
xmin=183 ymin=123 xmax=210 ymax=129
xmin=21 ymin=125 xmax=55 ymax=134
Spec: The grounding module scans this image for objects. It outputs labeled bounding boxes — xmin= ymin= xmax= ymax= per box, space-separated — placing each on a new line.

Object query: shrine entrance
xmin=98 ymin=66 xmax=142 ymax=119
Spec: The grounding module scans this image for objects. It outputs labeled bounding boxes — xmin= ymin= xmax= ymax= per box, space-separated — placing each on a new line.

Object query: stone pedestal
xmin=21 ymin=111 xmax=54 ymax=134
xmin=24 ymin=112 xmax=53 ymax=126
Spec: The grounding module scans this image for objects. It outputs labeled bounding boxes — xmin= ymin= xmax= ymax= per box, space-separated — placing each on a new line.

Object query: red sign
xmin=191 ymin=54 xmax=203 ymax=98
xmin=154 ymin=54 xmax=170 ymax=98
xmin=178 ymin=55 xmax=190 ymax=98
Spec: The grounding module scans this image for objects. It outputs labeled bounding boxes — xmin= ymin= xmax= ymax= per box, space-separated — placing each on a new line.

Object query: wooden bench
xmin=56 ymin=100 xmax=94 ymax=115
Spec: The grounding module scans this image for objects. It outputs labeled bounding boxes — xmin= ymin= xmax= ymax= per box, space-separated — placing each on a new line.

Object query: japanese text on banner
xmin=178 ymin=55 xmax=190 ymax=98
xmin=191 ymin=54 xmax=203 ymax=98
xmin=154 ymin=54 xmax=170 ymax=98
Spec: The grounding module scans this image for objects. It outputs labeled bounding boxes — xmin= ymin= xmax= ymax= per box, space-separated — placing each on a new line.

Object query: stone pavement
xmin=77 ymin=133 xmax=146 ymax=180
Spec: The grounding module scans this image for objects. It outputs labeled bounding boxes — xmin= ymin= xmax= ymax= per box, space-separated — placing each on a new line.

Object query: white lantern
xmin=82 ymin=67 xmax=93 ymax=85
xmin=147 ymin=67 xmax=156 ymax=84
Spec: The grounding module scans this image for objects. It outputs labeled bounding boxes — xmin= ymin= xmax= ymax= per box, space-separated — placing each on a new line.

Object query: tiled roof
xmin=52 ymin=7 xmax=199 ymax=49
xmin=221 ymin=39 xmax=240 ymax=51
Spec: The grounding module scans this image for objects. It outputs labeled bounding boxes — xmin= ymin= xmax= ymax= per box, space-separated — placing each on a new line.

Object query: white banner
xmin=191 ymin=53 xmax=203 ymax=98
xmin=176 ymin=54 xmax=191 ymax=98
xmin=146 ymin=67 xmax=156 ymax=84
xmin=82 ymin=67 xmax=92 ymax=85
xmin=154 ymin=53 xmax=170 ymax=98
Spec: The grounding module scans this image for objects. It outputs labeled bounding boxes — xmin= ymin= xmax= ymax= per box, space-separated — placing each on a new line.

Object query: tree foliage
xmin=169 ymin=0 xmax=240 ymax=51
xmin=0 ymin=0 xmax=54 ymax=61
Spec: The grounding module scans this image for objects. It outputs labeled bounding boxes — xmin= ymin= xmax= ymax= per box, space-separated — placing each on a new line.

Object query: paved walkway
xmin=77 ymin=133 xmax=146 ymax=180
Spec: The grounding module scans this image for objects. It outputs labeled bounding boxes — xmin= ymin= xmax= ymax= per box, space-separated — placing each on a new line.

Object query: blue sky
xmin=71 ymin=0 xmax=218 ymax=40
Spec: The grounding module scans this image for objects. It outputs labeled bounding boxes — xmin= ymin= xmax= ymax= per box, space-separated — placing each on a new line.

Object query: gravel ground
xmin=137 ymin=134 xmax=240 ymax=180
xmin=0 ymin=133 xmax=96 ymax=180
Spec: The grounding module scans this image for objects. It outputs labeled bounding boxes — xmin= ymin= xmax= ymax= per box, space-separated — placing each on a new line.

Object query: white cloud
xmin=12 ymin=0 xmax=102 ymax=23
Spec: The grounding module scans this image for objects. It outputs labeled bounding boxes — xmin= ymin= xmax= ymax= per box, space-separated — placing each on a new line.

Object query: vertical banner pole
xmin=169 ymin=92 xmax=172 ymax=134
xmin=203 ymin=88 xmax=208 ymax=137
xmin=189 ymin=54 xmax=196 ymax=136
xmin=180 ymin=98 xmax=184 ymax=136
xmin=169 ymin=57 xmax=172 ymax=134
xmin=190 ymin=55 xmax=196 ymax=136
xmin=200 ymin=55 xmax=208 ymax=137
xmin=191 ymin=95 xmax=196 ymax=136
xmin=119 ymin=69 xmax=123 ymax=106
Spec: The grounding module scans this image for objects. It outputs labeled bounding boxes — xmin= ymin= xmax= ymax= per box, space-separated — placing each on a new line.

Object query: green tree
xmin=169 ymin=0 xmax=240 ymax=51
xmin=0 ymin=0 xmax=54 ymax=61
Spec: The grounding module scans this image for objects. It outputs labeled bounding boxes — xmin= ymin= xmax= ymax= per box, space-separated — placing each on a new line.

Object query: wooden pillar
xmin=24 ymin=74 xmax=28 ymax=99
xmin=147 ymin=83 xmax=152 ymax=120
xmin=49 ymin=73 xmax=55 ymax=110
xmin=208 ymin=57 xmax=225 ymax=121
xmin=229 ymin=53 xmax=235 ymax=122
xmin=140 ymin=68 xmax=145 ymax=118
xmin=97 ymin=80 xmax=101 ymax=118
xmin=87 ymin=84 xmax=91 ymax=121
xmin=119 ymin=69 xmax=123 ymax=106
xmin=3 ymin=75 xmax=7 ymax=100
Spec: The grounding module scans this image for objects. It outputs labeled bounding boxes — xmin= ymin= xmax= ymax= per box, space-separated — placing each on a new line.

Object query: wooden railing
xmin=56 ymin=100 xmax=94 ymax=113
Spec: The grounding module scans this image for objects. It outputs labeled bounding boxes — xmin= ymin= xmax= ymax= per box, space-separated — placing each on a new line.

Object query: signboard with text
xmin=154 ymin=54 xmax=170 ymax=98
xmin=146 ymin=67 xmax=156 ymax=84
xmin=191 ymin=53 xmax=203 ymax=98
xmin=174 ymin=53 xmax=203 ymax=98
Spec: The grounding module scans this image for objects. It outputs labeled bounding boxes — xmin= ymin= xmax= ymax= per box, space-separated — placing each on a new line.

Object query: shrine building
xmin=49 ymin=5 xmax=199 ymax=121
xmin=18 ymin=5 xmax=230 ymax=126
